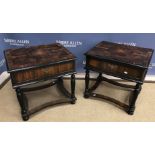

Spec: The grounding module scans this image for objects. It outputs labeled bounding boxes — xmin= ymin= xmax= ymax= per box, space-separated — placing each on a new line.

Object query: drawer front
xmin=87 ymin=58 xmax=145 ymax=81
xmin=12 ymin=61 xmax=75 ymax=85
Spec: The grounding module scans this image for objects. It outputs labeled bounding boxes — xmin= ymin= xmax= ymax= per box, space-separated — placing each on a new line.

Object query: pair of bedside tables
xmin=4 ymin=41 xmax=153 ymax=121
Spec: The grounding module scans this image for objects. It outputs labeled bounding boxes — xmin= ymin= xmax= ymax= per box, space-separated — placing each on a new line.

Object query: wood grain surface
xmin=4 ymin=43 xmax=76 ymax=87
xmin=5 ymin=43 xmax=76 ymax=72
xmin=85 ymin=41 xmax=153 ymax=68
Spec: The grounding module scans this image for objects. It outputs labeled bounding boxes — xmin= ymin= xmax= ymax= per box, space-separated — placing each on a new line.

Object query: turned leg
xmin=127 ymin=83 xmax=142 ymax=115
xmin=16 ymin=88 xmax=29 ymax=121
xmin=58 ymin=77 xmax=63 ymax=85
xmin=71 ymin=74 xmax=76 ymax=104
xmin=98 ymin=73 xmax=102 ymax=82
xmin=84 ymin=69 xmax=90 ymax=98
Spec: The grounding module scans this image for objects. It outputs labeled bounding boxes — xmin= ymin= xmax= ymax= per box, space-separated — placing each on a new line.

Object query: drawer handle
xmin=124 ymin=71 xmax=128 ymax=74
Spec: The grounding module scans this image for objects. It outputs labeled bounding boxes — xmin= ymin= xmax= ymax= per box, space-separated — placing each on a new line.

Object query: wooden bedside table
xmin=4 ymin=43 xmax=76 ymax=121
xmin=84 ymin=41 xmax=153 ymax=115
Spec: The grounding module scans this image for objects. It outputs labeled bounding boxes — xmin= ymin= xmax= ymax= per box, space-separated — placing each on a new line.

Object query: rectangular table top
xmin=85 ymin=41 xmax=154 ymax=68
xmin=4 ymin=43 xmax=76 ymax=72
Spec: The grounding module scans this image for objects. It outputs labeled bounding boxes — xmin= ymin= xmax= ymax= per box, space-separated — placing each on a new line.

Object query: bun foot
xmin=84 ymin=92 xmax=89 ymax=98
xmin=127 ymin=107 xmax=135 ymax=115
xmin=71 ymin=97 xmax=76 ymax=104
xmin=22 ymin=114 xmax=29 ymax=121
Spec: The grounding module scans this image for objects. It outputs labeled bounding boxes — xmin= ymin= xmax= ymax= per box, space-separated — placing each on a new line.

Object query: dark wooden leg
xmin=16 ymin=88 xmax=29 ymax=121
xmin=84 ymin=69 xmax=90 ymax=98
xmin=97 ymin=73 xmax=102 ymax=84
xmin=88 ymin=73 xmax=102 ymax=94
xmin=71 ymin=74 xmax=76 ymax=104
xmin=127 ymin=83 xmax=142 ymax=115
xmin=58 ymin=77 xmax=63 ymax=85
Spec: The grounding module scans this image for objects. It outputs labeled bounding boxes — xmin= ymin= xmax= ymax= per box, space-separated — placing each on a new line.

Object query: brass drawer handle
xmin=124 ymin=71 xmax=128 ymax=75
